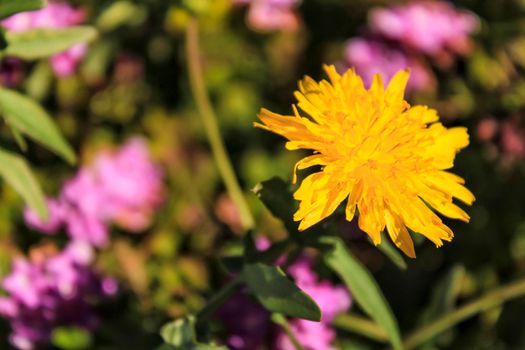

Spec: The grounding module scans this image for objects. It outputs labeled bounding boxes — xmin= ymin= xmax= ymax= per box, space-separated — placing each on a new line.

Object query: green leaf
xmin=160 ymin=316 xmax=227 ymax=350
xmin=9 ymin=125 xmax=27 ymax=152
xmin=51 ymin=327 xmax=92 ymax=350
xmin=95 ymin=1 xmax=146 ymax=32
xmin=0 ymin=148 xmax=47 ymax=221
xmin=0 ymin=0 xmax=46 ymax=20
xmin=242 ymin=262 xmax=321 ymax=321
xmin=0 ymin=87 xmax=75 ymax=163
xmin=161 ymin=318 xmax=194 ymax=347
xmin=253 ymin=177 xmax=297 ymax=234
xmin=3 ymin=26 xmax=97 ymax=60
xmin=322 ymin=237 xmax=403 ymax=350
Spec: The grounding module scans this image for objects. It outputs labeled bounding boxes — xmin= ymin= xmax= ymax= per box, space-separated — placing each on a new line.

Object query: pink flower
xmin=92 ymin=138 xmax=164 ymax=232
xmin=1 ymin=1 xmax=87 ymax=77
xmin=288 ymin=259 xmax=351 ymax=323
xmin=234 ymin=0 xmax=301 ymax=32
xmin=501 ymin=120 xmax=525 ymax=158
xmin=275 ymin=320 xmax=336 ymax=350
xmin=275 ymin=258 xmax=351 ymax=350
xmin=0 ymin=242 xmax=116 ymax=350
xmin=24 ymin=199 xmax=64 ymax=234
xmin=344 ymin=38 xmax=435 ymax=92
xmin=50 ymin=43 xmax=87 ymax=77
xmin=369 ymin=1 xmax=478 ymax=57
xmin=24 ymin=138 xmax=164 ymax=247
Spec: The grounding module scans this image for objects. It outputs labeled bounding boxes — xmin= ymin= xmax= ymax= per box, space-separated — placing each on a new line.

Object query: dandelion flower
xmin=255 ymin=65 xmax=474 ymax=257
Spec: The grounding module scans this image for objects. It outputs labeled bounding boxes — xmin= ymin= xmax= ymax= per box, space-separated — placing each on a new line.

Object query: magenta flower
xmin=219 ymin=238 xmax=351 ymax=350
xmin=369 ymin=1 xmax=479 ymax=57
xmin=0 ymin=58 xmax=24 ymax=87
xmin=24 ymin=199 xmax=64 ymax=234
xmin=276 ymin=321 xmax=336 ymax=350
xmin=275 ymin=258 xmax=351 ymax=350
xmin=1 ymin=1 xmax=87 ymax=77
xmin=500 ymin=120 xmax=525 ymax=159
xmin=344 ymin=38 xmax=435 ymax=91
xmin=24 ymin=138 xmax=164 ymax=247
xmin=218 ymin=292 xmax=270 ymax=350
xmin=0 ymin=241 xmax=117 ymax=350
xmin=233 ymin=0 xmax=301 ymax=32
xmin=92 ymin=138 xmax=164 ymax=232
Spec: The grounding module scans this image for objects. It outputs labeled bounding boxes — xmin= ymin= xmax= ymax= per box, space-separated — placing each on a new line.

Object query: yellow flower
xmin=254 ymin=65 xmax=474 ymax=258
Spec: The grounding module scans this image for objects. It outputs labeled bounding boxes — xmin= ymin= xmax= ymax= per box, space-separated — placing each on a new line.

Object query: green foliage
xmin=0 ymin=148 xmax=47 ymax=218
xmin=51 ymin=327 xmax=92 ymax=350
xmin=253 ymin=177 xmax=297 ymax=234
xmin=95 ymin=1 xmax=146 ymax=32
xmin=0 ymin=0 xmax=46 ymax=19
xmin=2 ymin=26 xmax=96 ymax=60
xmin=322 ymin=236 xmax=403 ymax=350
xmin=0 ymin=87 xmax=75 ymax=163
xmin=1 ymin=1 xmax=525 ymax=349
xmin=160 ymin=316 xmax=227 ymax=350
xmin=242 ymin=262 xmax=322 ymax=321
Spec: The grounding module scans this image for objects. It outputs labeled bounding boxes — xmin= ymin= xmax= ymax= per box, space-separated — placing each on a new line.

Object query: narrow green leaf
xmin=322 ymin=237 xmax=403 ymax=350
xmin=25 ymin=60 xmax=53 ymax=101
xmin=3 ymin=26 xmax=97 ymax=60
xmin=0 ymin=148 xmax=47 ymax=218
xmin=95 ymin=1 xmax=146 ymax=32
xmin=0 ymin=0 xmax=46 ymax=20
xmin=242 ymin=262 xmax=321 ymax=321
xmin=9 ymin=125 xmax=27 ymax=152
xmin=0 ymin=87 xmax=75 ymax=163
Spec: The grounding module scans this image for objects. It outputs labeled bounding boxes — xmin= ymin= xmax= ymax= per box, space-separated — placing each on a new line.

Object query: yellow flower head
xmin=255 ymin=65 xmax=475 ymax=258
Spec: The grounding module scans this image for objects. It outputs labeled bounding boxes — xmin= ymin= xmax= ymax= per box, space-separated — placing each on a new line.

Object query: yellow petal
xmin=384 ymin=211 xmax=416 ymax=258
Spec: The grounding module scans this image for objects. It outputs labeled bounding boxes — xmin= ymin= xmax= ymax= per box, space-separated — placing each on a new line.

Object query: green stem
xmin=196 ymin=275 xmax=243 ymax=322
xmin=334 ymin=313 xmax=389 ymax=343
xmin=403 ymin=276 xmax=525 ymax=350
xmin=272 ymin=313 xmax=306 ymax=350
xmin=185 ymin=17 xmax=255 ymax=231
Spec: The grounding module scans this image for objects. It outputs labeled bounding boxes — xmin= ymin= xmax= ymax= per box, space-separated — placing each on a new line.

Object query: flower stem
xmin=185 ymin=17 xmax=255 ymax=231
xmin=272 ymin=313 xmax=306 ymax=350
xmin=403 ymin=276 xmax=525 ymax=350
xmin=196 ymin=275 xmax=243 ymax=322
xmin=334 ymin=313 xmax=389 ymax=343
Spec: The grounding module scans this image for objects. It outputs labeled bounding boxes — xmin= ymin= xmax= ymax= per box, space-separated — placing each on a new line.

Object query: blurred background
xmin=1 ymin=0 xmax=525 ymax=349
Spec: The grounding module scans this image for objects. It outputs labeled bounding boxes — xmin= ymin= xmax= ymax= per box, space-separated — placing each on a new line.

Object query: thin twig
xmin=403 ymin=277 xmax=525 ymax=350
xmin=184 ymin=17 xmax=255 ymax=231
